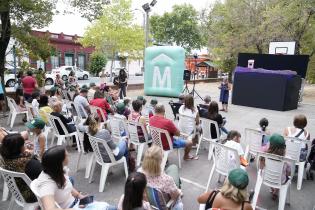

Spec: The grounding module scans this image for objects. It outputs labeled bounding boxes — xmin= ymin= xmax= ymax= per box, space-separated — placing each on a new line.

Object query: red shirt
xmin=89 ymin=98 xmax=111 ymax=121
xmin=149 ymin=115 xmax=178 ymax=150
xmin=22 ymin=76 xmax=37 ymax=94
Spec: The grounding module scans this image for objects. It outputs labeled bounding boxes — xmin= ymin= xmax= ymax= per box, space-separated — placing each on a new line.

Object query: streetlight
xmin=142 ymin=0 xmax=157 ymax=52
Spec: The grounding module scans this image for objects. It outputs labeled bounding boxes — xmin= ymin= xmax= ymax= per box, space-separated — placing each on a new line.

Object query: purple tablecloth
xmin=235 ymin=67 xmax=297 ymax=78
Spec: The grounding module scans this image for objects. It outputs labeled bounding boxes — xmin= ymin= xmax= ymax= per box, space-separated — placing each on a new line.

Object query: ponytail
xmin=88 ymin=114 xmax=100 ymax=136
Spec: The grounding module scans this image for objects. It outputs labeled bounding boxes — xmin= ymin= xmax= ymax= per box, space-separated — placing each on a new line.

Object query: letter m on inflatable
xmin=144 ymin=46 xmax=185 ymax=97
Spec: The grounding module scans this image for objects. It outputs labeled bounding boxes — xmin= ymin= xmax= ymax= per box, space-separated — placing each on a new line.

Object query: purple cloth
xmin=235 ymin=67 xmax=297 ymax=76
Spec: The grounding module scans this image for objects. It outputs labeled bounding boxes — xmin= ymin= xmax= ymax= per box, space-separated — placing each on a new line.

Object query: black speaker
xmin=183 ymin=70 xmax=191 ymax=81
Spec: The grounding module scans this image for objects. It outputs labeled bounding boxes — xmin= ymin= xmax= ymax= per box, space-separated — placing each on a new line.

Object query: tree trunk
xmin=0 ymin=9 xmax=11 ymax=107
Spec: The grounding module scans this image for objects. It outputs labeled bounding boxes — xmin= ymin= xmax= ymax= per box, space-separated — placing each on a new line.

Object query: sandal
xmin=184 ymin=155 xmax=199 ymax=161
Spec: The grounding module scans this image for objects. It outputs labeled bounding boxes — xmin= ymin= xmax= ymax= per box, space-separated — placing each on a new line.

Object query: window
xmin=50 ymin=34 xmax=58 ymax=39
xmin=78 ymin=54 xmax=85 ymax=70
xmin=65 ymin=54 xmax=73 ymax=66
xmin=37 ymin=60 xmax=45 ymax=70
xmin=64 ymin=35 xmax=72 ymax=40
xmin=50 ymin=55 xmax=59 ymax=69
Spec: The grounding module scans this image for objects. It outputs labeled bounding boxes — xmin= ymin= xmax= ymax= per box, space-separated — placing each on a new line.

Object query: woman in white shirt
xmin=35 ymin=146 xmax=116 ymax=210
xmin=178 ymin=94 xmax=200 ymax=144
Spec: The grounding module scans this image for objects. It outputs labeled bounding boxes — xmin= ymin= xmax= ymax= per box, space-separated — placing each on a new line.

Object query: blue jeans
xmin=115 ymin=140 xmax=128 ymax=161
xmin=173 ymin=138 xmax=187 ymax=149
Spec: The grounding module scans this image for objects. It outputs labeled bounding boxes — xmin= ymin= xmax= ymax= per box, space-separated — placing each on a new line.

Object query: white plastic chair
xmin=149 ymin=126 xmax=181 ymax=171
xmin=30 ymin=179 xmax=61 ymax=209
xmin=205 ymin=141 xmax=240 ymax=191
xmin=72 ymin=102 xmax=87 ymax=124
xmin=146 ymin=186 xmax=176 ymax=210
xmin=48 ymin=114 xmax=80 ymax=152
xmin=6 ymin=96 xmax=29 ymax=128
xmin=252 ymin=152 xmax=295 ymax=210
xmin=127 ymin=121 xmax=150 ymax=166
xmin=25 ymin=102 xmax=34 ymax=121
xmin=75 ymin=127 xmax=87 ymax=173
xmin=196 ymin=118 xmax=221 ymax=160
xmin=178 ymin=114 xmax=196 ymax=139
xmin=285 ymin=136 xmax=311 ymax=190
xmin=244 ymin=128 xmax=265 ymax=161
xmin=108 ymin=114 xmax=128 ymax=142
xmin=88 ymin=135 xmax=128 ymax=192
xmin=0 ymin=167 xmax=38 ymax=210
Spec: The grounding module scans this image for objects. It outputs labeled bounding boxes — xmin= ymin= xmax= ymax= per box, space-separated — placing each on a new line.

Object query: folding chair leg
xmin=85 ymin=154 xmax=94 ymax=179
xmin=161 ymin=151 xmax=169 ymax=171
xmin=74 ymin=134 xmax=81 ymax=153
xmin=199 ymin=204 xmax=206 ymax=210
xmin=75 ymin=153 xmax=82 ymax=172
xmin=196 ymin=139 xmax=202 ymax=156
xmin=2 ymin=181 xmax=9 ymax=201
xmin=136 ymin=144 xmax=145 ymax=167
xmin=297 ymin=162 xmax=305 ymax=190
xmin=57 ymin=137 xmax=64 ymax=145
xmin=8 ymin=197 xmax=14 ymax=210
xmin=252 ymin=170 xmax=263 ymax=209
xmin=7 ymin=113 xmax=11 ymax=125
xmin=99 ymin=165 xmax=110 ymax=192
xmin=279 ymin=184 xmax=289 ymax=210
xmin=10 ymin=113 xmax=17 ymax=128
xmin=206 ymin=165 xmax=215 ymax=192
xmin=89 ymin=161 xmax=97 ymax=183
xmin=208 ymin=144 xmax=214 ymax=160
xmin=123 ymin=158 xmax=129 ymax=179
xmin=177 ymin=149 xmax=181 ymax=168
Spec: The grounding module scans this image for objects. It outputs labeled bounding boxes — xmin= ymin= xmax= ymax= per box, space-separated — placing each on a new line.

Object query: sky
xmin=41 ymin=0 xmax=214 ymax=36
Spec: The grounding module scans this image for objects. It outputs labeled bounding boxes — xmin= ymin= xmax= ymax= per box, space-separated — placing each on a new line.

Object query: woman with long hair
xmin=118 ymin=68 xmax=128 ymax=99
xmin=178 ymin=94 xmax=200 ymax=145
xmin=118 ymin=172 xmax=151 ymax=210
xmin=198 ymin=169 xmax=252 ymax=210
xmin=78 ymin=113 xmax=128 ymax=162
xmin=141 ymin=146 xmax=183 ymax=210
xmin=0 ymin=133 xmax=42 ymax=202
xmin=218 ymin=77 xmax=231 ymax=112
xmin=35 ymin=146 xmax=116 ymax=210
xmin=206 ymin=101 xmax=228 ymax=138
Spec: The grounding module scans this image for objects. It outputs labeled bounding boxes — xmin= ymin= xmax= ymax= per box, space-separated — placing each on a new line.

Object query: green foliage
xmin=80 ymin=0 xmax=144 ymax=59
xmin=307 ymin=56 xmax=315 ymax=84
xmin=70 ymin=0 xmax=111 ymax=22
xmin=150 ymin=4 xmax=205 ymax=53
xmin=89 ymin=52 xmax=108 ymax=75
xmin=205 ymin=0 xmax=315 ymax=79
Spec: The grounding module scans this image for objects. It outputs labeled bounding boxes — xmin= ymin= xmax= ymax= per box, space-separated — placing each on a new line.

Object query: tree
xmin=89 ymin=52 xmax=108 ymax=76
xmin=150 ymin=4 xmax=205 ymax=53
xmin=80 ymin=0 xmax=144 ymax=77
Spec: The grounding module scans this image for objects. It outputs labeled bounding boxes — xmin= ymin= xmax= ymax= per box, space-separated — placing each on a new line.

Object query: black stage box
xmin=232 ymin=70 xmax=301 ymax=111
xmin=238 ymin=53 xmax=309 ymax=78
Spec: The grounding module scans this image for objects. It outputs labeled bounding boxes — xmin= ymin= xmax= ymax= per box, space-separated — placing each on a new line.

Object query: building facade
xmin=30 ymin=30 xmax=95 ymax=71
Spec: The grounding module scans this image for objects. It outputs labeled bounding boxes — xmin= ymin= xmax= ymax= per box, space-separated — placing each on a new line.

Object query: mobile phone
xmin=79 ymin=195 xmax=94 ymax=205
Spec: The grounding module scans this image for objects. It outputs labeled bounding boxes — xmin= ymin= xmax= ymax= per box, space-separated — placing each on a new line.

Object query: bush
xmin=89 ymin=52 xmax=107 ymax=76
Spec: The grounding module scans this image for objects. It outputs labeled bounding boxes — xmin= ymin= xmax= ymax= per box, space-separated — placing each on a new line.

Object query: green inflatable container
xmin=144 ymin=46 xmax=185 ymax=97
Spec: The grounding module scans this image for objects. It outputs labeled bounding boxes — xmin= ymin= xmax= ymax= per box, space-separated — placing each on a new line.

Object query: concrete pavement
xmin=0 ymin=82 xmax=315 ymax=210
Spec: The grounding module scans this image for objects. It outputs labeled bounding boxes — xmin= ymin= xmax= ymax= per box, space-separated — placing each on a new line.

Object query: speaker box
xmin=183 ymin=70 xmax=191 ymax=81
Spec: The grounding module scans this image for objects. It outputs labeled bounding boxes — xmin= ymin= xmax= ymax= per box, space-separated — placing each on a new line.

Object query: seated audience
xmin=29 ymin=90 xmax=40 ymax=116
xmin=198 ymin=95 xmax=211 ymax=116
xmin=260 ymin=134 xmax=291 ymax=200
xmin=259 ymin=118 xmax=271 ymax=149
xmin=78 ymin=114 xmax=128 ymax=162
xmin=26 ymin=118 xmax=47 ymax=158
xmin=39 ymin=94 xmax=53 ymax=123
xmin=198 ymin=169 xmax=252 ymax=210
xmin=284 ymin=114 xmax=310 ymax=161
xmin=87 ymin=82 xmax=97 ymax=102
xmin=35 ymin=146 xmax=115 ymax=210
xmin=141 ymin=146 xmax=183 ymax=210
xmin=74 ymin=88 xmax=91 ymax=118
xmin=123 ymin=98 xmax=131 ymax=116
xmin=200 ymin=101 xmax=228 ymax=137
xmin=51 ymin=101 xmax=76 ymax=135
xmin=90 ymin=90 xmax=114 ymax=121
xmin=118 ymin=172 xmax=151 ymax=210
xmin=178 ymin=94 xmax=200 ymax=144
xmin=149 ymin=104 xmax=197 ymax=160
xmin=0 ymin=128 xmax=29 ymax=143
xmin=128 ymin=100 xmax=149 ymax=143
xmin=49 ymin=86 xmax=61 ymax=105
xmin=0 ymin=133 xmax=42 ymax=203
xmin=54 ymin=74 xmax=64 ymax=90
xmin=145 ymin=98 xmax=158 ymax=118
xmin=116 ymin=102 xmax=130 ymax=120
xmin=137 ymin=96 xmax=147 ymax=107
xmin=224 ymin=130 xmax=248 ymax=167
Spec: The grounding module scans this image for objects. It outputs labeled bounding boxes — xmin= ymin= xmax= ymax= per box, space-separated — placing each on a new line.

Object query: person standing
xmin=22 ymin=70 xmax=38 ymax=102
xmin=219 ymin=77 xmax=231 ymax=112
xmin=119 ymin=68 xmax=128 ymax=99
xmin=0 ymin=76 xmax=7 ymax=117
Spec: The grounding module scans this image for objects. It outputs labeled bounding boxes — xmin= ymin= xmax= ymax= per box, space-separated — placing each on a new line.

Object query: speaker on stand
xmin=182 ymin=69 xmax=191 ymax=94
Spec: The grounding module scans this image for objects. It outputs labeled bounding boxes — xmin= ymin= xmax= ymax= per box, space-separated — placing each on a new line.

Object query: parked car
xmin=51 ymin=66 xmax=90 ymax=81
xmin=4 ymin=69 xmax=54 ymax=87
xmin=99 ymin=67 xmax=128 ymax=77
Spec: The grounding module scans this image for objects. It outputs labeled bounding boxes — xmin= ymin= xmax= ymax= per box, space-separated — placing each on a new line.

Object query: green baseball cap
xmin=26 ymin=118 xmax=45 ymax=129
xmin=116 ymin=102 xmax=125 ymax=113
xmin=50 ymin=86 xmax=57 ymax=92
xmin=137 ymin=96 xmax=144 ymax=101
xmin=228 ymin=168 xmax=249 ymax=189
xmin=269 ymin=133 xmax=286 ymax=148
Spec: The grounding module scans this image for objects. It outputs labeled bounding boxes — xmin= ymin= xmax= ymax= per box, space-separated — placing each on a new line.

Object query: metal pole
xmin=145 ymin=11 xmax=149 ymax=49
xmin=13 ymin=45 xmax=17 ymax=80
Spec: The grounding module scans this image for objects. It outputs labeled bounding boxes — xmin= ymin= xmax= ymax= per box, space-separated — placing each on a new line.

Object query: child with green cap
xmin=260 ymin=133 xmax=291 ymax=200
xmin=198 ymin=168 xmax=252 ymax=210
xmin=26 ymin=117 xmax=47 ymax=158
